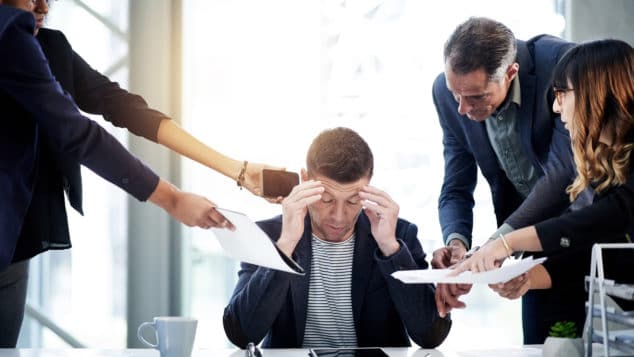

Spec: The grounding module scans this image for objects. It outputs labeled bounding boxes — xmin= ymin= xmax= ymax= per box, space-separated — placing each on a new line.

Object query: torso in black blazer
xmin=10 ymin=28 xmax=171 ymax=262
xmin=0 ymin=7 xmax=158 ymax=270
xmin=223 ymin=212 xmax=451 ymax=349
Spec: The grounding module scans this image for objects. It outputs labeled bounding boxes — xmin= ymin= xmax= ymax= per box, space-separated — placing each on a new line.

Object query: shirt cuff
xmin=446 ymin=233 xmax=470 ymax=250
xmin=374 ymin=239 xmax=417 ymax=275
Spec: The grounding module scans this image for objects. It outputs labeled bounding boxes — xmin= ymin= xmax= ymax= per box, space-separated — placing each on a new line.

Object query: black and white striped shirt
xmin=302 ymin=233 xmax=357 ymax=348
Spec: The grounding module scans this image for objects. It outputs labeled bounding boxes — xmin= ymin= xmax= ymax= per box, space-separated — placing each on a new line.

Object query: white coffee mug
xmin=137 ymin=316 xmax=197 ymax=357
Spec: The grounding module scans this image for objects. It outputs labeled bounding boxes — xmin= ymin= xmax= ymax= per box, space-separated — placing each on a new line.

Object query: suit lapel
xmin=290 ymin=214 xmax=313 ymax=345
xmin=351 ymin=213 xmax=375 ymax=330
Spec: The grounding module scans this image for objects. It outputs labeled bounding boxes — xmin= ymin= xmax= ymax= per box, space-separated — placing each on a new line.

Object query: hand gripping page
xmin=391 ymin=256 xmax=547 ymax=284
xmin=210 ymin=208 xmax=305 ymax=275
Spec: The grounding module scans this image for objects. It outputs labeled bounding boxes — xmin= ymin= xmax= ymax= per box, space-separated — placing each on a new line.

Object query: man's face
xmin=306 ymin=173 xmax=369 ymax=243
xmin=445 ymin=64 xmax=516 ymax=121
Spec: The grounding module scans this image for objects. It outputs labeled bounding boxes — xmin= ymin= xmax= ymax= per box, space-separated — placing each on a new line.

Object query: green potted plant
xmin=542 ymin=321 xmax=584 ymax=357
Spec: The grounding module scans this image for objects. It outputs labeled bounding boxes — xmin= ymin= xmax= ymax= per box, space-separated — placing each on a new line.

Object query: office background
xmin=17 ymin=0 xmax=634 ymax=350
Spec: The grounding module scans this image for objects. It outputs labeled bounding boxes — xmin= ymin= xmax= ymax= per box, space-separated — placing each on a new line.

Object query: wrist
xmin=378 ymin=239 xmax=400 ymax=257
xmin=448 ymin=239 xmax=467 ymax=250
xmin=276 ymin=233 xmax=301 ymax=256
xmin=148 ymin=179 xmax=178 ymax=211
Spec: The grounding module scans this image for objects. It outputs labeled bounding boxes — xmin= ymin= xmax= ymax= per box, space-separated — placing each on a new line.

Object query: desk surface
xmin=0 ymin=345 xmax=624 ymax=357
xmin=0 ymin=347 xmax=544 ymax=357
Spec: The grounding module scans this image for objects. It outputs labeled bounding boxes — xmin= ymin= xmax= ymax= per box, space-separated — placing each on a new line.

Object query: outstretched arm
xmin=156 ymin=119 xmax=282 ymax=197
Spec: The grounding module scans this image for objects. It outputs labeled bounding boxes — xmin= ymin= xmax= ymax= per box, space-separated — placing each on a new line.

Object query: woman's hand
xmin=451 ymin=238 xmax=509 ymax=274
xmin=148 ymin=178 xmax=234 ymax=230
xmin=240 ymin=161 xmax=285 ymax=199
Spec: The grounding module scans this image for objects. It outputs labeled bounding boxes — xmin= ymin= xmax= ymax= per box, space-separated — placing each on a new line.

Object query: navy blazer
xmin=223 ymin=212 xmax=451 ymax=349
xmin=0 ymin=6 xmax=158 ymax=270
xmin=31 ymin=28 xmax=169 ymax=213
xmin=432 ymin=35 xmax=575 ymax=247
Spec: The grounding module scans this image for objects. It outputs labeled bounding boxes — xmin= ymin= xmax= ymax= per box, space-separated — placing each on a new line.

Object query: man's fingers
xmin=435 ymin=287 xmax=447 ymax=317
xmin=431 ymin=248 xmax=452 ymax=269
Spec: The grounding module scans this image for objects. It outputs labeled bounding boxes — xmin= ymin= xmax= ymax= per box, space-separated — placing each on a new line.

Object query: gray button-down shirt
xmin=485 ymin=75 xmax=538 ymax=199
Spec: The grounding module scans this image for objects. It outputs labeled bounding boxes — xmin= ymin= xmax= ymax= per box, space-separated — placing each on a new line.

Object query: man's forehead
xmin=312 ymin=175 xmax=369 ymax=195
xmin=445 ymin=66 xmax=489 ymax=94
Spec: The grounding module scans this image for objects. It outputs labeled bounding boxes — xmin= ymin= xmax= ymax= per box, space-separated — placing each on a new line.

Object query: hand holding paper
xmin=392 ymin=256 xmax=547 ymax=284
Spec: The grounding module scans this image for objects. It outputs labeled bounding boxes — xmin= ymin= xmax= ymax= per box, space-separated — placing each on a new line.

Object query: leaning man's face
xmin=307 ymin=175 xmax=368 ymax=243
xmin=445 ymin=66 xmax=509 ymax=122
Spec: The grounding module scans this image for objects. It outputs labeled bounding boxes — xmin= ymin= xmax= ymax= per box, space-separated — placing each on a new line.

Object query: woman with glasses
xmin=454 ymin=38 xmax=634 ymax=324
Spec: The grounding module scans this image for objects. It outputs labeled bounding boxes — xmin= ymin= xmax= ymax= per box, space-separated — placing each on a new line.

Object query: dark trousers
xmin=0 ymin=260 xmax=29 ymax=347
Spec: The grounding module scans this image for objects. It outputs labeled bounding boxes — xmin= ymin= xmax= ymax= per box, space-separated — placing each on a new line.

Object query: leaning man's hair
xmin=444 ymin=17 xmax=517 ymax=81
xmin=306 ymin=127 xmax=374 ymax=183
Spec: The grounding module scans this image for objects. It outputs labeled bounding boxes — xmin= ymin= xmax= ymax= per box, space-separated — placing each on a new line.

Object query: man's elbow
xmin=411 ymin=317 xmax=452 ymax=349
xmin=223 ymin=306 xmax=250 ymax=349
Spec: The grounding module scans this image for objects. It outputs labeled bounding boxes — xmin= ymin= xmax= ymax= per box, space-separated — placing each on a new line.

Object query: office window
xmin=180 ymin=0 xmax=564 ymax=349
xmin=18 ymin=0 xmax=130 ymax=348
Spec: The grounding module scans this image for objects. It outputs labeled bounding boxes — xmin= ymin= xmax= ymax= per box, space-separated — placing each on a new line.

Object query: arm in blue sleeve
xmin=433 ymin=75 xmax=477 ymax=248
xmin=0 ymin=11 xmax=158 ymax=200
xmin=222 ymin=261 xmax=295 ymax=348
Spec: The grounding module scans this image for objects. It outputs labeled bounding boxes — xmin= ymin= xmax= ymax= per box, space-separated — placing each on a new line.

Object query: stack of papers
xmin=391 ymin=256 xmax=547 ymax=284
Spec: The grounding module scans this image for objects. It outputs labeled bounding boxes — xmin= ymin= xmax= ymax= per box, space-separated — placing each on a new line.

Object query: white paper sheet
xmin=210 ymin=208 xmax=304 ymax=275
xmin=391 ymin=256 xmax=547 ymax=284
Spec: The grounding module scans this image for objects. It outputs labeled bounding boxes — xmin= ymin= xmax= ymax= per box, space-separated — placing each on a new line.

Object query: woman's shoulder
xmin=36 ymin=27 xmax=71 ymax=46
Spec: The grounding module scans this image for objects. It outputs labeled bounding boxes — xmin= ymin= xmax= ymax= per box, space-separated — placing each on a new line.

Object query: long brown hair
xmin=552 ymin=39 xmax=634 ymax=201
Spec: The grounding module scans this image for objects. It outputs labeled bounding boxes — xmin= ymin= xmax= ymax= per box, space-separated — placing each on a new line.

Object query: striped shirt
xmin=302 ymin=233 xmax=357 ymax=348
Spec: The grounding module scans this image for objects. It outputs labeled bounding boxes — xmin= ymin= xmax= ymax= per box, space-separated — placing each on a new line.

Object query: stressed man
xmin=223 ymin=127 xmax=451 ymax=349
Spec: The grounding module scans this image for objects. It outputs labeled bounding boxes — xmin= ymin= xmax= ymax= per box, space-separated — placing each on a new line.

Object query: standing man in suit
xmin=223 ymin=127 xmax=451 ymax=349
xmin=0 ymin=3 xmax=232 ymax=347
xmin=431 ymin=17 xmax=584 ymax=343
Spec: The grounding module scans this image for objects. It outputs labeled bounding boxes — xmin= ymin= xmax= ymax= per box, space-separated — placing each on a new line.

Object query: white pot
xmin=542 ymin=337 xmax=584 ymax=357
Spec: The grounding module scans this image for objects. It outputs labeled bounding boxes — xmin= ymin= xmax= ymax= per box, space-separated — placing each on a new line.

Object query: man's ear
xmin=301 ymin=168 xmax=309 ymax=182
xmin=506 ymin=62 xmax=519 ymax=81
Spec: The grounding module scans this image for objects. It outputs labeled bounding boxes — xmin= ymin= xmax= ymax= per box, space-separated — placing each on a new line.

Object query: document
xmin=210 ymin=208 xmax=304 ymax=275
xmin=391 ymin=256 xmax=547 ymax=284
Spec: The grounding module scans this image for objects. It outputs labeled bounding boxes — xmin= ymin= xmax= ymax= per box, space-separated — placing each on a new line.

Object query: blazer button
xmin=560 ymin=237 xmax=571 ymax=248
xmin=122 ymin=177 xmax=129 ymax=184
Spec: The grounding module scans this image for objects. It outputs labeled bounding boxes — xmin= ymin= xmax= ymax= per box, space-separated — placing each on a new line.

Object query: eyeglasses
xmin=553 ymin=86 xmax=574 ymax=106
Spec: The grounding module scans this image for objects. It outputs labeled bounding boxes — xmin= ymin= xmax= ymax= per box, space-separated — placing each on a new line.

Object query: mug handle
xmin=137 ymin=322 xmax=159 ymax=349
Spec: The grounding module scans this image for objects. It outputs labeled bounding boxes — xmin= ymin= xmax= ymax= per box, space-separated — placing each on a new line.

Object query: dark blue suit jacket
xmin=432 ymin=35 xmax=574 ymax=248
xmin=0 ymin=6 xmax=159 ymax=270
xmin=223 ymin=212 xmax=451 ymax=349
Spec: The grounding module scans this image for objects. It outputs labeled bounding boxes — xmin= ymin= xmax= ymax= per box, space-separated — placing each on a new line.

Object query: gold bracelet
xmin=499 ymin=233 xmax=513 ymax=258
xmin=236 ymin=160 xmax=248 ymax=190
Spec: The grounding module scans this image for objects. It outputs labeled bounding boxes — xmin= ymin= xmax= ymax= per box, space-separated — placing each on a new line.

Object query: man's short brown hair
xmin=306 ymin=127 xmax=373 ymax=183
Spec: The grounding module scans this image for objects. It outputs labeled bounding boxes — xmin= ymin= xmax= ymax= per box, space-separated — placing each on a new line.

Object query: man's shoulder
xmin=524 ymin=34 xmax=575 ymax=59
xmin=526 ymin=34 xmax=572 ymax=48
xmin=395 ymin=217 xmax=418 ymax=240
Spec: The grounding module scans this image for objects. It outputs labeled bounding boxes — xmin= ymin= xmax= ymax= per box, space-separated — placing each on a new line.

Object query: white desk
xmin=0 ymin=345 xmax=622 ymax=357
xmin=0 ymin=347 xmax=542 ymax=357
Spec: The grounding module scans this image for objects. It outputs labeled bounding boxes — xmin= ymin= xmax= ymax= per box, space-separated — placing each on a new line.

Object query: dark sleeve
xmin=535 ymin=178 xmax=634 ymax=254
xmin=433 ymin=74 xmax=476 ymax=248
xmin=222 ymin=261 xmax=295 ymax=348
xmin=0 ymin=12 xmax=159 ymax=201
xmin=374 ymin=222 xmax=451 ymax=348
xmin=68 ymin=38 xmax=169 ymax=142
